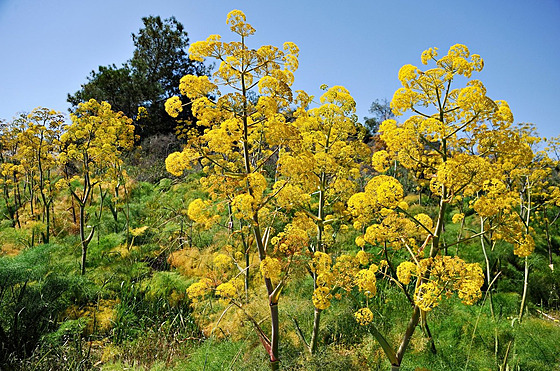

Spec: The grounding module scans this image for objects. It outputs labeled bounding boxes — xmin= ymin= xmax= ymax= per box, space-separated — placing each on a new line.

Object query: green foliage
xmin=68 ymin=16 xmax=210 ymax=139
xmin=0 ymin=175 xmax=558 ymax=370
xmin=2 ymin=11 xmax=558 ymax=370
xmin=0 ymin=244 xmax=87 ymax=365
xmin=175 ymin=340 xmax=248 ymax=371
xmin=112 ymin=273 xmax=198 ymax=344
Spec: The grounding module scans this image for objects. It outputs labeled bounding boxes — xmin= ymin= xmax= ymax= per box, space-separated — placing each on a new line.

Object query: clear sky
xmin=0 ymin=0 xmax=558 ymax=138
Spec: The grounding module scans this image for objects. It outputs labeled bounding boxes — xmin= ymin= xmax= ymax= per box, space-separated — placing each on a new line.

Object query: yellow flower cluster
xmin=472 ymin=179 xmax=518 ymax=218
xmin=216 ymin=277 xmax=244 ymax=303
xmin=291 ymin=212 xmax=317 ymax=233
xmin=492 ymin=213 xmax=535 ymax=257
xmin=186 ymin=278 xmax=213 ymax=303
xmin=260 ymin=256 xmax=282 ymax=281
xmin=404 ymin=256 xmax=485 ymax=311
xmin=396 ymin=261 xmax=417 ymax=285
xmin=355 ymin=250 xmax=371 ymax=265
xmin=421 ymin=47 xmax=438 ymax=65
xmin=362 ymin=212 xmax=418 ymax=249
xmin=393 ymin=44 xmax=486 ymax=111
xmin=414 ymin=213 xmax=433 ymax=237
xmin=513 ymin=234 xmax=535 ymax=258
xmin=309 ymin=251 xmax=379 ymax=310
xmin=59 ymin=99 xmax=135 ymax=189
xmin=213 ymin=253 xmax=232 ymax=270
xmin=247 ymin=172 xmax=268 ymax=202
xmin=179 ymin=75 xmax=218 ymax=100
xmin=309 ymin=251 xmax=332 ymax=275
xmin=164 ymin=96 xmax=183 ymax=118
xmin=354 ymin=268 xmax=377 ymax=297
xmin=226 ymin=9 xmax=256 ymax=37
xmin=414 ymin=281 xmax=442 ymax=311
xmin=165 ymin=147 xmax=199 ymax=176
xmin=451 ymin=213 xmax=464 ymax=224
xmin=312 ymin=286 xmax=332 ymax=310
xmin=354 ymin=307 xmax=374 ymax=326
xmin=378 ymin=45 xmax=517 ymax=205
xmin=348 ymin=175 xmax=405 ymax=229
xmin=435 ymin=153 xmax=494 ymax=198
xmin=187 ymin=198 xmax=220 ymax=229
xmin=272 ymin=225 xmax=309 ymax=255
xmin=371 ymin=150 xmax=391 ymax=173
xmin=365 ymin=175 xmax=404 ymax=209
xmin=64 ymin=100 xmax=135 ymax=164
xmin=332 ymin=254 xmax=359 ymax=292
xmin=137 ymin=106 xmax=148 ymax=120
xmin=231 ymin=193 xmax=256 ymax=221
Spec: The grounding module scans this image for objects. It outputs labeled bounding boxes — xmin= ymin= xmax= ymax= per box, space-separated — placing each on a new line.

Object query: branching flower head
xmin=354 ymin=307 xmax=374 ymax=326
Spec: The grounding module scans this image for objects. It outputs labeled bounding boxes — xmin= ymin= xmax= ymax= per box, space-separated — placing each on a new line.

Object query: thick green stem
xmin=307 ymin=173 xmax=327 ymax=354
xmin=519 ymin=179 xmax=531 ymax=323
xmin=308 ymin=307 xmax=321 ymax=354
xmin=369 ymin=322 xmax=399 ymax=367
xmin=240 ymin=47 xmax=280 ymax=366
xmin=393 ymin=184 xmax=447 ymax=366
xmin=396 ymin=306 xmax=421 ymax=364
xmin=270 ymin=301 xmax=280 ymax=366
xmin=518 ymin=256 xmax=529 ymax=322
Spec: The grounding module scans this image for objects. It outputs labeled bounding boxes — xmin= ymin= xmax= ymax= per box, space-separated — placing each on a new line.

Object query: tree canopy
xmin=68 ymin=16 xmax=209 ymax=139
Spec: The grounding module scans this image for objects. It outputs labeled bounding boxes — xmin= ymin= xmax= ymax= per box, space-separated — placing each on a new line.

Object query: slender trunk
xmin=420 ymin=311 xmax=437 ymax=354
xmin=518 ymin=256 xmax=529 ymax=322
xmin=395 ymin=184 xmax=448 ymax=365
xmin=44 ymin=199 xmax=50 ymax=244
xmin=240 ymin=41 xmax=280 ymax=366
xmin=368 ymin=321 xmax=399 ymax=368
xmin=15 ymin=179 xmax=22 ymax=228
xmin=124 ymin=182 xmax=130 ymax=245
xmin=245 ymin=244 xmax=250 ymax=302
xmin=308 ymin=307 xmax=321 ymax=354
xmin=480 ymin=217 xmax=494 ymax=317
xmin=29 ymin=175 xmax=34 ymax=216
xmin=80 ymin=201 xmax=87 ymax=275
xmin=270 ymin=301 xmax=280 ymax=370
xmin=37 ymin=135 xmax=49 ymax=243
xmin=51 ymin=201 xmax=56 ymax=236
xmin=77 ymin=170 xmax=95 ymax=275
xmin=545 ymin=212 xmax=553 ymax=270
xmin=308 ymin=172 xmax=327 ymax=353
xmin=519 ymin=180 xmax=531 ymax=322
xmin=396 ymin=306 xmax=421 ymax=365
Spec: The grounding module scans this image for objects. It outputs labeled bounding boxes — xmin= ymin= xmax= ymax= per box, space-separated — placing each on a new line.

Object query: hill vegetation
xmin=1 ymin=9 xmax=559 ymax=371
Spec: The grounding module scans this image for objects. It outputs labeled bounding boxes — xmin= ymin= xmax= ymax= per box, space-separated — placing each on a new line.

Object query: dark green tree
xmin=67 ymin=64 xmax=141 ymax=120
xmin=363 ymin=98 xmax=394 ymax=136
xmin=68 ymin=16 xmax=209 ymax=139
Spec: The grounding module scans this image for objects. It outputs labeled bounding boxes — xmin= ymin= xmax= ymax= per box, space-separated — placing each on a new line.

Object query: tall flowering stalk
xmin=59 ymin=99 xmax=135 ymax=275
xmin=164 ymin=10 xmax=300 ymax=369
xmin=345 ymin=45 xmax=536 ymax=369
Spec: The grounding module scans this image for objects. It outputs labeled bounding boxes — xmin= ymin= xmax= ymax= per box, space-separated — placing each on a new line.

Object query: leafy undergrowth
xmin=2 ymin=176 xmax=559 ymax=371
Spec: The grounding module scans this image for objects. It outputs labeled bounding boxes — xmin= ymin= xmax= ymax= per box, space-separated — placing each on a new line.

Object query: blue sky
xmin=0 ymin=0 xmax=559 ymax=138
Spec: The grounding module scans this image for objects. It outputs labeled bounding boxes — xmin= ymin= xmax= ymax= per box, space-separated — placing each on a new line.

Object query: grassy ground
xmin=1 ymin=175 xmax=559 ymax=370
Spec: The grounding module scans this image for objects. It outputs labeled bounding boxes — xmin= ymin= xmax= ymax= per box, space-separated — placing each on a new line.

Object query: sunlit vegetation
xmin=1 ymin=9 xmax=559 ymax=371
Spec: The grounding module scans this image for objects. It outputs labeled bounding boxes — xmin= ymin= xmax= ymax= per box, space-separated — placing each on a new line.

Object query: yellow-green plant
xmin=275 ymin=85 xmax=370 ymax=353
xmin=165 ymin=10 xmax=301 ymax=368
xmin=14 ymin=108 xmax=64 ymax=243
xmin=342 ymin=44 xmax=539 ymax=370
xmin=0 ymin=121 xmax=25 ymax=228
xmin=59 ymin=99 xmax=135 ymax=275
